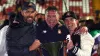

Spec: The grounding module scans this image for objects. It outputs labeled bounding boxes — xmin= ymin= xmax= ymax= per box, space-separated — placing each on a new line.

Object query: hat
xmin=62 ymin=11 xmax=78 ymax=20
xmin=22 ymin=2 xmax=36 ymax=10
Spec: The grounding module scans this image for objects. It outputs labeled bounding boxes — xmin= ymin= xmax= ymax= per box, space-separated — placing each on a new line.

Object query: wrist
xmin=69 ymin=46 xmax=78 ymax=54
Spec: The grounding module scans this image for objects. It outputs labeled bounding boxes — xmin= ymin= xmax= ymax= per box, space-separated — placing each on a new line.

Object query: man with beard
xmin=37 ymin=6 xmax=69 ymax=56
xmin=6 ymin=2 xmax=40 ymax=56
xmin=62 ymin=11 xmax=94 ymax=56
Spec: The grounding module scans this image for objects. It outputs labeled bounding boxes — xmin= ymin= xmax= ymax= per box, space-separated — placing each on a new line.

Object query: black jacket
xmin=6 ymin=13 xmax=37 ymax=56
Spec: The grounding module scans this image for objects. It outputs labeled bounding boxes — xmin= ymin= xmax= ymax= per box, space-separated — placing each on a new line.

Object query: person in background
xmin=79 ymin=18 xmax=100 ymax=56
xmin=34 ymin=13 xmax=44 ymax=24
xmin=85 ymin=19 xmax=100 ymax=56
xmin=0 ymin=8 xmax=9 ymax=30
xmin=62 ymin=11 xmax=94 ymax=56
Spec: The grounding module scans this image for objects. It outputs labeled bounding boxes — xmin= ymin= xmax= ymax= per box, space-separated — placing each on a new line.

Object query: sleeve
xmin=75 ymin=32 xmax=94 ymax=56
xmin=23 ymin=24 xmax=39 ymax=54
xmin=23 ymin=47 xmax=35 ymax=54
xmin=23 ymin=47 xmax=30 ymax=54
xmin=36 ymin=23 xmax=42 ymax=40
xmin=0 ymin=26 xmax=8 ymax=56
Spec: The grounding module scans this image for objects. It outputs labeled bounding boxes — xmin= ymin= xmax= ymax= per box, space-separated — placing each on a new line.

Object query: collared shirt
xmin=37 ymin=21 xmax=69 ymax=43
xmin=36 ymin=21 xmax=69 ymax=56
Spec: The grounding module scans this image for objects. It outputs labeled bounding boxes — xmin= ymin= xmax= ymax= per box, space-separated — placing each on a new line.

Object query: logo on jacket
xmin=43 ymin=30 xmax=47 ymax=33
xmin=58 ymin=29 xmax=62 ymax=34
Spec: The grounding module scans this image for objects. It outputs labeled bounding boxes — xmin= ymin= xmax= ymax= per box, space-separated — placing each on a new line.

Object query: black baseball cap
xmin=62 ymin=11 xmax=79 ymax=21
xmin=22 ymin=2 xmax=36 ymax=10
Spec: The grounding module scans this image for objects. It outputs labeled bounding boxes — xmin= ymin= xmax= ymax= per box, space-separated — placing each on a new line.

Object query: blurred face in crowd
xmin=64 ymin=17 xmax=78 ymax=31
xmin=45 ymin=10 xmax=59 ymax=28
xmin=21 ymin=8 xmax=36 ymax=23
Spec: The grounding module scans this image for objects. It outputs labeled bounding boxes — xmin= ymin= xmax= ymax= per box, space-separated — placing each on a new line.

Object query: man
xmin=37 ymin=6 xmax=69 ymax=56
xmin=6 ymin=2 xmax=40 ymax=56
xmin=62 ymin=11 xmax=94 ymax=56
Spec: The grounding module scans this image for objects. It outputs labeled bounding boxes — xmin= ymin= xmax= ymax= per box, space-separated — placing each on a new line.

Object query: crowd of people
xmin=0 ymin=1 xmax=100 ymax=56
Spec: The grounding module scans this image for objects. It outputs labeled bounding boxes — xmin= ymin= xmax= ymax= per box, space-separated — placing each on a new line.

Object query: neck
xmin=69 ymin=30 xmax=74 ymax=36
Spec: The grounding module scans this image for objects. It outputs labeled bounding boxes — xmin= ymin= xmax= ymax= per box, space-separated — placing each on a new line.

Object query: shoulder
xmin=58 ymin=22 xmax=68 ymax=30
xmin=80 ymin=32 xmax=94 ymax=44
xmin=0 ymin=25 xmax=9 ymax=36
xmin=0 ymin=25 xmax=9 ymax=32
xmin=36 ymin=21 xmax=48 ymax=30
xmin=37 ymin=21 xmax=45 ymax=26
xmin=81 ymin=32 xmax=93 ymax=39
xmin=58 ymin=22 xmax=69 ymax=34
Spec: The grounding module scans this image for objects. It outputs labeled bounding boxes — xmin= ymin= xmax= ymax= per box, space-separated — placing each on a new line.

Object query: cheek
xmin=53 ymin=18 xmax=57 ymax=21
xmin=23 ymin=12 xmax=29 ymax=17
xmin=65 ymin=21 xmax=69 ymax=25
xmin=45 ymin=18 xmax=50 ymax=23
xmin=72 ymin=22 xmax=77 ymax=28
xmin=64 ymin=22 xmax=68 ymax=27
xmin=24 ymin=13 xmax=28 ymax=16
xmin=56 ymin=15 xmax=59 ymax=20
xmin=46 ymin=18 xmax=50 ymax=21
xmin=52 ymin=18 xmax=58 ymax=23
xmin=65 ymin=22 xmax=68 ymax=25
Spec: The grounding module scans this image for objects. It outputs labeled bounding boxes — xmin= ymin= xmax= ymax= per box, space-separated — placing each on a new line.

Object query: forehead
xmin=46 ymin=10 xmax=57 ymax=14
xmin=65 ymin=17 xmax=76 ymax=21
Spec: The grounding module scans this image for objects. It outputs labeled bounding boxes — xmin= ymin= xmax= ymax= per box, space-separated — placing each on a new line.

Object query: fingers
xmin=79 ymin=26 xmax=88 ymax=34
xmin=29 ymin=39 xmax=41 ymax=51
xmin=67 ymin=40 xmax=74 ymax=50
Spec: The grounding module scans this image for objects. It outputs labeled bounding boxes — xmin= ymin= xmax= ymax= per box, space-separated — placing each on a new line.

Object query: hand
xmin=79 ymin=26 xmax=88 ymax=34
xmin=29 ymin=39 xmax=40 ymax=51
xmin=67 ymin=40 xmax=74 ymax=50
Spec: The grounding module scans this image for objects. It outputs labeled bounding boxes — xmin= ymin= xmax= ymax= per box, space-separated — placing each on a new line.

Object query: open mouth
xmin=67 ymin=25 xmax=73 ymax=29
xmin=27 ymin=17 xmax=33 ymax=23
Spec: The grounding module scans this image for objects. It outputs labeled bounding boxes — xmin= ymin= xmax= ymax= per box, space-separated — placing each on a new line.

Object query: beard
xmin=25 ymin=16 xmax=34 ymax=24
xmin=47 ymin=20 xmax=57 ymax=28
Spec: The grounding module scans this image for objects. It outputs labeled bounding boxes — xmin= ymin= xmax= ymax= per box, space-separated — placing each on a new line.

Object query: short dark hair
xmin=45 ymin=6 xmax=58 ymax=12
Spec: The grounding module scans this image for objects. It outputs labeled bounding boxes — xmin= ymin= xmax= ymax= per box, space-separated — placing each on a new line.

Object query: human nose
xmin=67 ymin=20 xmax=71 ymax=25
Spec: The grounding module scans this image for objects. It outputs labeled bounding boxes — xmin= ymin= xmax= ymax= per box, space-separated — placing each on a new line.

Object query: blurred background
xmin=0 ymin=0 xmax=100 ymax=24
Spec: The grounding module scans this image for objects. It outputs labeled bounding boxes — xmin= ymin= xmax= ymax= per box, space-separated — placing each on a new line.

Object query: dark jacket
xmin=6 ymin=13 xmax=37 ymax=56
xmin=36 ymin=21 xmax=69 ymax=56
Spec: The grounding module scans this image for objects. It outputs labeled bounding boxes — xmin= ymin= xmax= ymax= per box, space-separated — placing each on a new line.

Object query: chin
xmin=26 ymin=21 xmax=32 ymax=24
xmin=27 ymin=20 xmax=33 ymax=23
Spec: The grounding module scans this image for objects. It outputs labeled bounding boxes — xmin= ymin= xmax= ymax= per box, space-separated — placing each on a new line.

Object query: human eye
xmin=31 ymin=11 xmax=34 ymax=13
xmin=25 ymin=11 xmax=29 ymax=13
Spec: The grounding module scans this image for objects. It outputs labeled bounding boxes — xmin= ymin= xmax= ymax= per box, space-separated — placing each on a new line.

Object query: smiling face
xmin=45 ymin=10 xmax=59 ymax=28
xmin=21 ymin=8 xmax=36 ymax=24
xmin=64 ymin=17 xmax=78 ymax=31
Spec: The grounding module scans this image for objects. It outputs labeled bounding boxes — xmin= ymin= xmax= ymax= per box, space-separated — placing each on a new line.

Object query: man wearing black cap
xmin=62 ymin=11 xmax=94 ymax=56
xmin=6 ymin=2 xmax=40 ymax=56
